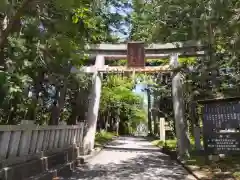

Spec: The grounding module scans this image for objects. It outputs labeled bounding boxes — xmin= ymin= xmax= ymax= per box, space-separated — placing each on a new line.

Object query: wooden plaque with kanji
xmin=127 ymin=42 xmax=145 ymax=68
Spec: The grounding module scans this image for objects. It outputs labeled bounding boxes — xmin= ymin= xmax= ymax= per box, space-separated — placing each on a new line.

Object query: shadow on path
xmin=104 ymin=141 xmax=126 ymax=147
xmin=68 ymin=150 xmax=194 ymax=180
xmin=103 ymin=146 xmax=161 ymax=152
xmin=63 ymin=136 xmax=194 ymax=180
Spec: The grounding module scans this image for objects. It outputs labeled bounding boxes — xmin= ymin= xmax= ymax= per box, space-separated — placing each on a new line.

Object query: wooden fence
xmin=0 ymin=123 xmax=84 ymax=166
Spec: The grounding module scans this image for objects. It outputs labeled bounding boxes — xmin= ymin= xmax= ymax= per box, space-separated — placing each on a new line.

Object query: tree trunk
xmin=105 ymin=111 xmax=110 ymax=131
xmin=153 ymin=111 xmax=158 ymax=135
xmin=68 ymin=87 xmax=87 ymax=125
xmin=0 ymin=14 xmax=6 ymax=69
xmin=109 ymin=114 xmax=114 ymax=132
xmin=100 ymin=113 xmax=105 ymax=130
xmin=25 ymin=71 xmax=45 ymax=121
xmin=68 ymin=107 xmax=78 ymax=125
xmin=49 ymin=100 xmax=59 ymax=125
xmin=7 ymin=98 xmax=18 ymax=124
xmin=116 ymin=117 xmax=120 ymax=136
xmin=49 ymin=62 xmax=71 ymax=125
xmin=49 ymin=81 xmax=67 ymax=125
xmin=68 ymin=90 xmax=78 ymax=125
xmin=147 ymin=89 xmax=152 ymax=135
xmin=97 ymin=112 xmax=104 ymax=130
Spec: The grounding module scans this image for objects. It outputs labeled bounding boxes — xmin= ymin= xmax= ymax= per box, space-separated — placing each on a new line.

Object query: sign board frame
xmin=198 ymin=97 xmax=240 ymax=155
xmin=127 ymin=42 xmax=145 ymax=68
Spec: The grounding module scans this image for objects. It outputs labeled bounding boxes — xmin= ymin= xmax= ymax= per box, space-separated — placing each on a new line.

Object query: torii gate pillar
xmin=170 ymin=54 xmax=190 ymax=159
xmin=83 ymin=55 xmax=105 ymax=154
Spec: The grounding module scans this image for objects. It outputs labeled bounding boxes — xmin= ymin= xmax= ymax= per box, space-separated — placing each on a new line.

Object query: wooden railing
xmin=0 ymin=123 xmax=84 ymax=165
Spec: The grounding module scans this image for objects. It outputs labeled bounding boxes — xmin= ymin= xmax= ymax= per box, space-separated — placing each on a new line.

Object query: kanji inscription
xmin=200 ymin=98 xmax=240 ymax=154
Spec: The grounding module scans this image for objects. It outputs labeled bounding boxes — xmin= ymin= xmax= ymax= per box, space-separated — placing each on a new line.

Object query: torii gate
xmin=80 ymin=41 xmax=207 ymax=157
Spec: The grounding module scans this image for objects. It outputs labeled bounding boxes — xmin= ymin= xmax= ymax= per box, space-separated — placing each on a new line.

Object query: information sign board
xmin=205 ymin=132 xmax=240 ymax=154
xmin=199 ymin=97 xmax=240 ymax=154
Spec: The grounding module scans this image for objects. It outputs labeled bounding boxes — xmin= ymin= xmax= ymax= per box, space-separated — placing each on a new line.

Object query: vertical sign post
xmin=127 ymin=42 xmax=145 ymax=68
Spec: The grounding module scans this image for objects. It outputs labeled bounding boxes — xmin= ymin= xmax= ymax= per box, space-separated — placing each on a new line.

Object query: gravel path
xmin=68 ymin=136 xmax=196 ymax=180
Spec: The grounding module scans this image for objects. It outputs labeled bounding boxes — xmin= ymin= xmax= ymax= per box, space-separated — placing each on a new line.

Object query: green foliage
xmin=95 ymin=130 xmax=116 ymax=147
xmin=107 ymin=59 xmax=169 ymax=66
xmin=0 ymin=0 xmax=128 ymax=124
xmin=100 ymin=75 xmax=147 ymax=134
xmin=152 ymin=139 xmax=178 ymax=151
xmin=178 ymin=57 xmax=197 ymax=66
xmin=152 ymin=138 xmax=195 ymax=151
xmin=130 ymin=0 xmax=240 ymax=99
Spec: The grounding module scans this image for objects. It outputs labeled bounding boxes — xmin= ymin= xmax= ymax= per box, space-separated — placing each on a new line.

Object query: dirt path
xmin=67 ymin=136 xmax=196 ymax=180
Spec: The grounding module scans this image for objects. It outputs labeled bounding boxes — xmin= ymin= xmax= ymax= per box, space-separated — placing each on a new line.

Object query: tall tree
xmin=0 ymin=0 xmax=129 ymax=125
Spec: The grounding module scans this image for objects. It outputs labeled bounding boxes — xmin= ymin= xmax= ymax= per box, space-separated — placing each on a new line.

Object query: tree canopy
xmin=0 ymin=0 xmax=130 ymax=124
xmin=130 ymin=0 xmax=240 ymax=99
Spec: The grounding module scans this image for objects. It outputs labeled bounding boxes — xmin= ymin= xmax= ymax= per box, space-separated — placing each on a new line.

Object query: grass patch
xmin=186 ymin=154 xmax=240 ymax=179
xmin=152 ymin=138 xmax=240 ymax=179
xmin=152 ymin=139 xmax=178 ymax=151
xmin=151 ymin=138 xmax=195 ymax=151
xmin=95 ymin=130 xmax=116 ymax=147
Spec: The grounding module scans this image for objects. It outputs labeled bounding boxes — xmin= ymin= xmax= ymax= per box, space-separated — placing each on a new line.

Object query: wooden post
xmin=159 ymin=118 xmax=166 ymax=142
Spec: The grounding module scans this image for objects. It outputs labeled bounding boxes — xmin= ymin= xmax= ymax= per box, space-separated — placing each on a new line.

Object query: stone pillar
xmin=83 ymin=55 xmax=104 ymax=154
xmin=159 ymin=117 xmax=166 ymax=142
xmin=170 ymin=54 xmax=190 ymax=159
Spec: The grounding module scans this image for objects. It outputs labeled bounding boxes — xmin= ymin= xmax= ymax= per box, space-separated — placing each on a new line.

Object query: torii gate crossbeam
xmin=86 ymin=41 xmax=207 ymax=61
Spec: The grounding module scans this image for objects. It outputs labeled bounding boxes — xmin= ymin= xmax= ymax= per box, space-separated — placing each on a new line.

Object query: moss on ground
xmin=95 ymin=130 xmax=116 ymax=147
